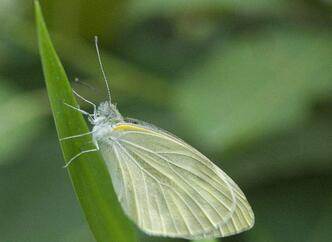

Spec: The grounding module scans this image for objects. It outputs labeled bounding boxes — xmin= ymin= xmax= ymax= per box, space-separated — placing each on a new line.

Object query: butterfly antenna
xmin=94 ymin=36 xmax=112 ymax=104
xmin=74 ymin=77 xmax=99 ymax=93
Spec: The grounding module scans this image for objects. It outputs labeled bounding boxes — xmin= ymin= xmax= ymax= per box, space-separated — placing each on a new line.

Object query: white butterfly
xmin=61 ymin=37 xmax=254 ymax=239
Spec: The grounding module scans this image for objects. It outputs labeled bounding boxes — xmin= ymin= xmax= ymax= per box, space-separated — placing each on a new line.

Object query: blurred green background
xmin=1 ymin=0 xmax=332 ymax=241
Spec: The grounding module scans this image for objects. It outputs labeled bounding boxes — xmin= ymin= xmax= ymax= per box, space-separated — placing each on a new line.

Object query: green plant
xmin=35 ymin=1 xmax=136 ymax=241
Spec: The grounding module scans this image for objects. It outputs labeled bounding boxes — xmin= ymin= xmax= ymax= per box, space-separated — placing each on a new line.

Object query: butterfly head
xmin=90 ymin=101 xmax=123 ymax=126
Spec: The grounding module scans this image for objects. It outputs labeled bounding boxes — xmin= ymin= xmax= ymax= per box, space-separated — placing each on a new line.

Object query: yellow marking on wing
xmin=113 ymin=123 xmax=150 ymax=132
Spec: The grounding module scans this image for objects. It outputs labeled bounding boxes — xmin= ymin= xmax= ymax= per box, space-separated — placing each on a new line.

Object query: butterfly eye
xmin=125 ymin=118 xmax=139 ymax=124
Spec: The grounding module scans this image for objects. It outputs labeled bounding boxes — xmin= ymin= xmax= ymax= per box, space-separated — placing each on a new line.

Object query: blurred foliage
xmin=174 ymin=28 xmax=332 ymax=151
xmin=0 ymin=0 xmax=331 ymax=242
xmin=0 ymin=80 xmax=47 ymax=164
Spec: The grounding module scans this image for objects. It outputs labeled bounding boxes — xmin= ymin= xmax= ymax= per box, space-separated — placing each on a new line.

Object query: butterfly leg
xmin=72 ymin=89 xmax=97 ymax=118
xmin=59 ymin=131 xmax=95 ymax=141
xmin=63 ymin=102 xmax=92 ymax=116
xmin=63 ymin=147 xmax=99 ymax=168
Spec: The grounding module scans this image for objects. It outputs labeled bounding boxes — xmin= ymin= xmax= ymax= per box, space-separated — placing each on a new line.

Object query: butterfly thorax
xmin=91 ymin=101 xmax=123 ymax=126
xmin=91 ymin=101 xmax=123 ymax=145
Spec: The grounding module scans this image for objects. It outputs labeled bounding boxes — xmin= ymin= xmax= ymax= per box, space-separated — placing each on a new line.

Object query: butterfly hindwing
xmin=100 ymin=123 xmax=254 ymax=239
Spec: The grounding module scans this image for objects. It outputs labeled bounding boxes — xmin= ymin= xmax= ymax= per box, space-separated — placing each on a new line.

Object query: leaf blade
xmin=35 ymin=1 xmax=136 ymax=242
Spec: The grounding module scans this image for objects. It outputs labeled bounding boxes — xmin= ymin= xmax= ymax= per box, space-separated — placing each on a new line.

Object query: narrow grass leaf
xmin=35 ymin=1 xmax=136 ymax=242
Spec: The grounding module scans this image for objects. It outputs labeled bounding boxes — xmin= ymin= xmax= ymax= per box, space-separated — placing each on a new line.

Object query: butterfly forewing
xmin=100 ymin=123 xmax=254 ymax=239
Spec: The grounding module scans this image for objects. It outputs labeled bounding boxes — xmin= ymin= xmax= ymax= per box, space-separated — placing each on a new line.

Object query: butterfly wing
xmin=101 ymin=123 xmax=254 ymax=239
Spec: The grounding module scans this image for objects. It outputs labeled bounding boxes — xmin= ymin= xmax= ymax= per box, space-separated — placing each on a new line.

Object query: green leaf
xmin=173 ymin=29 xmax=332 ymax=152
xmin=35 ymin=1 xmax=136 ymax=242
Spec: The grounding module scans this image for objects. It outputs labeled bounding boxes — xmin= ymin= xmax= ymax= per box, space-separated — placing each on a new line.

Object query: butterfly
xmin=61 ymin=37 xmax=254 ymax=239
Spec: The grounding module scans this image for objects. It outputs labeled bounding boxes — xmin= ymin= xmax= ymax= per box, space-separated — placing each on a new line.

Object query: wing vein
xmin=119 ymin=140 xmax=227 ymax=230
xmin=115 ymin=141 xmax=179 ymax=232
xmin=114 ymin=144 xmax=141 ymax=225
xmin=141 ymin=168 xmax=152 ymax=229
xmin=112 ymin=145 xmax=129 ymax=209
xmin=119 ymin=138 xmax=237 ymax=224
xmin=109 ymin=128 xmax=254 ymax=237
